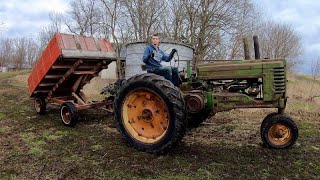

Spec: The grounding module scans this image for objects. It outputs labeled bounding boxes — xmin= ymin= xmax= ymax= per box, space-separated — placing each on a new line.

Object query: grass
xmin=0 ymin=71 xmax=320 ymax=179
xmin=0 ymin=71 xmax=29 ymax=80
xmin=42 ymin=130 xmax=69 ymax=141
xmin=0 ymin=112 xmax=5 ymax=120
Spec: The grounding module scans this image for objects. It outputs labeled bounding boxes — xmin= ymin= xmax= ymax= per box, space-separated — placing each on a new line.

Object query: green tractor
xmin=104 ymin=38 xmax=298 ymax=154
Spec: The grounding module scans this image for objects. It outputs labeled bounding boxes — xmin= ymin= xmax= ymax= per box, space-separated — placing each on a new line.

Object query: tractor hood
xmin=196 ymin=59 xmax=287 ymax=80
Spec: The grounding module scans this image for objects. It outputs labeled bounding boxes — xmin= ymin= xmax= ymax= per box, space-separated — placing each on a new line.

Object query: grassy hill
xmin=0 ymin=72 xmax=319 ymax=179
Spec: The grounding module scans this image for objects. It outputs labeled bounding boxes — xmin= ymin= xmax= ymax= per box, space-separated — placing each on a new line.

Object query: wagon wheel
xmin=60 ymin=102 xmax=79 ymax=127
xmin=261 ymin=113 xmax=298 ymax=149
xmin=34 ymin=97 xmax=46 ymax=115
xmin=114 ymin=73 xmax=187 ymax=154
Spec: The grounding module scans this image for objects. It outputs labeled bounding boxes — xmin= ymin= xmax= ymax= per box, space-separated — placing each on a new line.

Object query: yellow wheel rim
xmin=122 ymin=89 xmax=169 ymax=144
xmin=268 ymin=123 xmax=292 ymax=146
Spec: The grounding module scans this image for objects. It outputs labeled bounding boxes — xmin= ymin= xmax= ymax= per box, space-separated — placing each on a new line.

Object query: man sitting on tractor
xmin=142 ymin=34 xmax=179 ymax=86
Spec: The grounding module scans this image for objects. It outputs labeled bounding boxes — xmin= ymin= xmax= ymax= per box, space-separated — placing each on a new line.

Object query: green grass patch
xmin=0 ymin=127 xmax=7 ymax=133
xmin=20 ymin=132 xmax=37 ymax=145
xmin=90 ymin=145 xmax=103 ymax=151
xmin=21 ymin=132 xmax=47 ymax=155
xmin=29 ymin=147 xmax=46 ymax=155
xmin=21 ymin=133 xmax=47 ymax=146
xmin=299 ymin=122 xmax=320 ymax=136
xmin=0 ymin=71 xmax=29 ymax=80
xmin=289 ymin=101 xmax=318 ymax=111
xmin=0 ymin=112 xmax=5 ymax=120
xmin=63 ymin=154 xmax=84 ymax=163
xmin=43 ymin=130 xmax=68 ymax=141
xmin=0 ymin=169 xmax=17 ymax=179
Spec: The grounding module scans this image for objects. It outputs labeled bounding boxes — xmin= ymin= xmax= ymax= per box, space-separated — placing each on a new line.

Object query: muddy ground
xmin=0 ymin=72 xmax=320 ymax=179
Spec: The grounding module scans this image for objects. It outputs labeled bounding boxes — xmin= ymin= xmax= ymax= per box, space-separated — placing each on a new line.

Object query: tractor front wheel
xmin=114 ymin=73 xmax=187 ymax=154
xmin=261 ymin=113 xmax=298 ymax=149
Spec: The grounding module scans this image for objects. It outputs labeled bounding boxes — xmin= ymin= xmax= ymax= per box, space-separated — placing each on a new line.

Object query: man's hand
xmin=171 ymin=49 xmax=177 ymax=54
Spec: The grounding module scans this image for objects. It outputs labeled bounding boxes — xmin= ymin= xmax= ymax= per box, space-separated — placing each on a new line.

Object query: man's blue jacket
xmin=142 ymin=44 xmax=174 ymax=71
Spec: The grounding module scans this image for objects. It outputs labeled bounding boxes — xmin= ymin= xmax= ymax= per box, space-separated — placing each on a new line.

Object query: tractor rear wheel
xmin=261 ymin=113 xmax=298 ymax=149
xmin=114 ymin=73 xmax=187 ymax=154
xmin=34 ymin=97 xmax=46 ymax=115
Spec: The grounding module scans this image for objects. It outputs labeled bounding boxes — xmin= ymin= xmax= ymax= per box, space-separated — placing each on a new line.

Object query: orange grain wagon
xmin=28 ymin=33 xmax=117 ymax=126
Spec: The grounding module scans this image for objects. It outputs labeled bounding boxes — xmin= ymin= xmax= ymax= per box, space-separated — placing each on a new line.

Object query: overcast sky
xmin=0 ymin=0 xmax=319 ymax=73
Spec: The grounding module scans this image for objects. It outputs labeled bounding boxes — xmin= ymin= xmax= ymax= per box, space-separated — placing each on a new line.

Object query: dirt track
xmin=0 ymin=73 xmax=320 ymax=179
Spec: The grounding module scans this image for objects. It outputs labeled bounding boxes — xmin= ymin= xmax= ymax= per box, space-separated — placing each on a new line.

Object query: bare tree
xmin=38 ymin=12 xmax=64 ymax=49
xmin=25 ymin=38 xmax=40 ymax=66
xmin=51 ymin=0 xmax=302 ymax=73
xmin=162 ymin=0 xmax=185 ymax=41
xmin=224 ymin=0 xmax=261 ymax=60
xmin=0 ymin=37 xmax=40 ymax=68
xmin=177 ymin=0 xmax=255 ymax=63
xmin=122 ymin=0 xmax=167 ymax=40
xmin=258 ymin=21 xmax=302 ymax=71
xmin=308 ymin=57 xmax=320 ymax=101
xmin=99 ymin=0 xmax=122 ymax=55
xmin=65 ymin=0 xmax=101 ymax=36
xmin=0 ymin=38 xmax=14 ymax=66
xmin=12 ymin=38 xmax=27 ymax=69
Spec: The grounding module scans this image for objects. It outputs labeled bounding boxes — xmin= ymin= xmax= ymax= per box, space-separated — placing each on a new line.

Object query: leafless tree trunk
xmin=0 ymin=38 xmax=14 ymax=66
xmin=25 ymin=38 xmax=40 ymax=66
xmin=122 ymin=0 xmax=167 ymax=41
xmin=12 ymin=38 xmax=27 ymax=69
xmin=0 ymin=37 xmax=40 ymax=68
xmin=99 ymin=0 xmax=121 ymax=56
xmin=65 ymin=0 xmax=100 ymax=36
xmin=38 ymin=12 xmax=64 ymax=48
xmin=257 ymin=21 xmax=302 ymax=71
xmin=48 ymin=0 xmax=302 ymax=72
xmin=308 ymin=57 xmax=320 ymax=101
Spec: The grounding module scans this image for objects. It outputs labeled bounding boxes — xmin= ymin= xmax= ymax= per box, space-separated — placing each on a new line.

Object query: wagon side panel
xmin=27 ymin=33 xmax=62 ymax=96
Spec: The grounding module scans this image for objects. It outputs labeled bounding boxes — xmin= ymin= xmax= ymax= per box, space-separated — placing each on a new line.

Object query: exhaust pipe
xmin=243 ymin=38 xmax=250 ymax=60
xmin=253 ymin=36 xmax=260 ymax=59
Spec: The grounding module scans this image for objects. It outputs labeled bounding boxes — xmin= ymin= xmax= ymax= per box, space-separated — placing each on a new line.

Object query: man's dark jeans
xmin=147 ymin=66 xmax=179 ymax=86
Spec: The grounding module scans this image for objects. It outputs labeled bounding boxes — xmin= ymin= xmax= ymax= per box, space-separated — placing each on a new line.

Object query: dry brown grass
xmin=1 ymin=71 xmax=320 ymax=179
xmin=287 ymin=73 xmax=320 ymax=112
xmin=82 ymin=77 xmax=116 ymax=100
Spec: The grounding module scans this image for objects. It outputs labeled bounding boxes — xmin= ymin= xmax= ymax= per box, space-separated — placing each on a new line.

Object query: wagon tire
xmin=60 ymin=102 xmax=78 ymax=127
xmin=34 ymin=97 xmax=46 ymax=115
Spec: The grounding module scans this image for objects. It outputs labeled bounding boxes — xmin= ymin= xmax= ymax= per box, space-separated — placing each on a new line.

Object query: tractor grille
xmin=273 ymin=67 xmax=286 ymax=94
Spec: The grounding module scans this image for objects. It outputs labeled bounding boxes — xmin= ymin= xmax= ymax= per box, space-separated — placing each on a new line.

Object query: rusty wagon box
xmin=28 ymin=33 xmax=117 ymax=126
